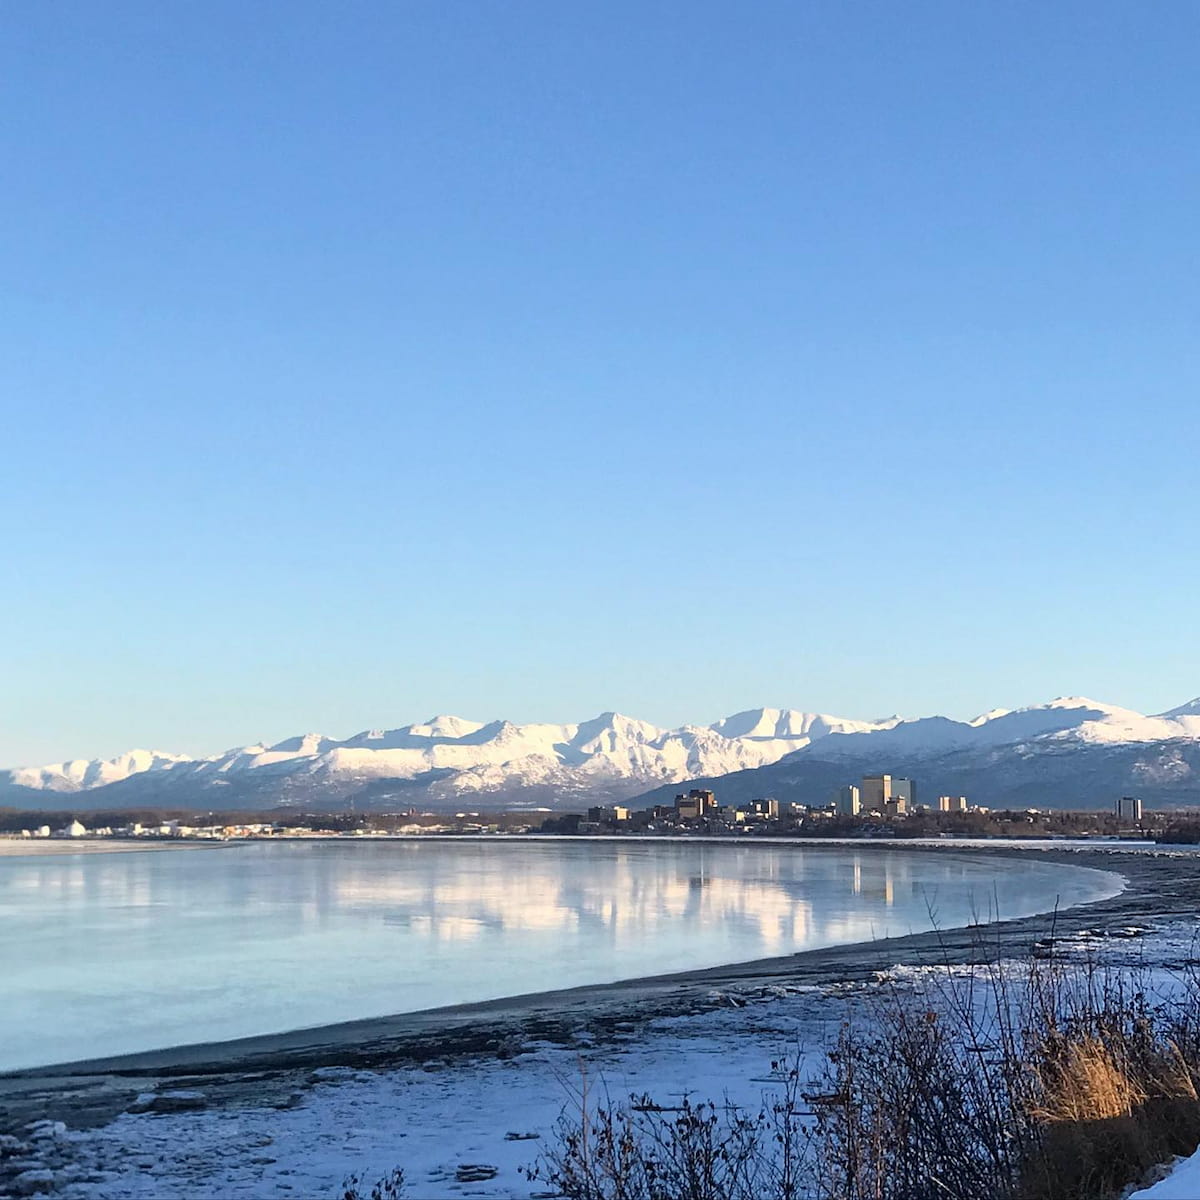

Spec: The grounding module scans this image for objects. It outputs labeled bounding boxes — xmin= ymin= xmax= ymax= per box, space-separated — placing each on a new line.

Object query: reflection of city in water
xmin=0 ymin=842 xmax=1117 ymax=1071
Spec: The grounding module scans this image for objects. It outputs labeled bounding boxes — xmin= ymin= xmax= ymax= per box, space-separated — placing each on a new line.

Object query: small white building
xmin=66 ymin=820 xmax=87 ymax=838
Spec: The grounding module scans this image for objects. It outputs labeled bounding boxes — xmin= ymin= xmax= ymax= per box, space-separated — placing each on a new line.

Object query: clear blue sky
xmin=3 ymin=1 xmax=1198 ymax=766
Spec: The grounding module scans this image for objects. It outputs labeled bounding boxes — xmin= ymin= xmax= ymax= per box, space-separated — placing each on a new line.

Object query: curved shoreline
xmin=1 ymin=843 xmax=1128 ymax=1083
xmin=9 ymin=843 xmax=1195 ymax=1140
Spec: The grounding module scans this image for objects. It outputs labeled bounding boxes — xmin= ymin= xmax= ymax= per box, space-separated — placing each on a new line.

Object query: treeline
xmin=0 ymin=806 xmax=540 ymax=835
xmin=535 ymin=807 xmax=1159 ymax=839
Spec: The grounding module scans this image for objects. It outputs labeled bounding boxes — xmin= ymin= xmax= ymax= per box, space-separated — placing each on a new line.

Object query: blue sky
xmin=3 ymin=1 xmax=1198 ymax=765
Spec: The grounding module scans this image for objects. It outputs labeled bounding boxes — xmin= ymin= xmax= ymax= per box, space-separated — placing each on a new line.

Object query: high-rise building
xmin=1116 ymin=796 xmax=1143 ymax=822
xmin=861 ymin=774 xmax=914 ymax=814
xmin=836 ymin=785 xmax=861 ymax=816
xmin=938 ymin=795 xmax=968 ymax=812
xmin=860 ymin=774 xmax=890 ymax=812
xmin=675 ymin=788 xmax=717 ymax=819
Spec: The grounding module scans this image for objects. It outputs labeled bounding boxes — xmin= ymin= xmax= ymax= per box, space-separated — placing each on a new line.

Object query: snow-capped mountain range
xmin=5 ymin=696 xmax=1200 ymax=812
xmin=633 ymin=697 xmax=1200 ymax=813
xmin=0 ymin=709 xmax=896 ymax=810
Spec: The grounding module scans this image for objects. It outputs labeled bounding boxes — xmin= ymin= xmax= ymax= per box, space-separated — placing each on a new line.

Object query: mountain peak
xmin=9 ymin=695 xmax=1200 ymax=813
xmin=968 ymin=708 xmax=1010 ymax=726
xmin=405 ymin=715 xmax=486 ymax=739
xmin=1042 ymin=696 xmax=1115 ymax=712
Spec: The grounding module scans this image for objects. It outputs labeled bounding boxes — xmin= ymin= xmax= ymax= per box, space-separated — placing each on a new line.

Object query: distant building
xmin=675 ymin=789 xmax=717 ymax=819
xmin=861 ymin=774 xmax=914 ymax=814
xmin=938 ymin=795 xmax=968 ymax=812
xmin=747 ymin=798 xmax=779 ymax=820
xmin=65 ymin=820 xmax=86 ymax=838
xmin=584 ymin=805 xmax=630 ymax=825
xmin=860 ymin=774 xmax=889 ymax=812
xmin=836 ymin=785 xmax=861 ymax=816
xmin=1116 ymin=796 xmax=1144 ymax=822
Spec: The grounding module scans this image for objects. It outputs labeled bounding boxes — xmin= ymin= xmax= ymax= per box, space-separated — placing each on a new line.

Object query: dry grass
xmin=812 ymin=953 xmax=1200 ymax=1200
xmin=1016 ymin=969 xmax=1200 ymax=1200
xmin=528 ymin=947 xmax=1200 ymax=1200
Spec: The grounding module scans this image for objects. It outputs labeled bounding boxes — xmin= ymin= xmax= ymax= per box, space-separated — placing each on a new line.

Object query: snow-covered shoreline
xmin=0 ymin=838 xmax=222 ymax=859
xmin=15 ymin=911 xmax=1200 ymax=1200
xmin=4 ymin=846 xmax=1197 ymax=1200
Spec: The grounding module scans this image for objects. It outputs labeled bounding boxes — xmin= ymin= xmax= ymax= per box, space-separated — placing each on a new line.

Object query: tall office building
xmin=836 ymin=785 xmax=861 ymax=816
xmin=861 ymin=774 xmax=914 ymax=814
xmin=1116 ymin=795 xmax=1143 ymax=822
xmin=675 ymin=788 xmax=717 ymax=819
xmin=860 ymin=774 xmax=890 ymax=812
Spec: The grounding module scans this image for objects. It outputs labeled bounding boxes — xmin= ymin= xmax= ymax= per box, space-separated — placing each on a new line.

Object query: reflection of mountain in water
xmin=316 ymin=844 xmax=1006 ymax=954
xmin=0 ymin=843 xmax=1117 ymax=1072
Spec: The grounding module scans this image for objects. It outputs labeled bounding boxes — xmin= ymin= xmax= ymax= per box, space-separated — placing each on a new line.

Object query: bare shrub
xmin=531 ymin=947 xmax=1200 ymax=1200
xmin=341 ymin=1166 xmax=406 ymax=1200
xmin=812 ymin=950 xmax=1200 ymax=1200
xmin=523 ymin=1056 xmax=811 ymax=1200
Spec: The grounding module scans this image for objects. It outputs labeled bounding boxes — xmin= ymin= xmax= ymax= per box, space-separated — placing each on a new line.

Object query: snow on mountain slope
xmin=4 ymin=749 xmax=191 ymax=792
xmin=708 ymin=708 xmax=898 ymax=741
xmin=808 ymin=697 xmax=1200 ymax=760
xmin=6 ymin=697 xmax=1200 ymax=810
xmin=0 ymin=708 xmax=889 ymax=799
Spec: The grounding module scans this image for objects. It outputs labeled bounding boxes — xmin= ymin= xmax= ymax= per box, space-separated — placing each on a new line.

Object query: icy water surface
xmin=0 ymin=839 xmax=1120 ymax=1070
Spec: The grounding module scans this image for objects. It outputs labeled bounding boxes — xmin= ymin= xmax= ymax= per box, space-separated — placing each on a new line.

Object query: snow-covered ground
xmin=1131 ymin=1149 xmax=1200 ymax=1199
xmin=33 ymin=993 xmax=836 ymax=1199
xmin=10 ymin=914 xmax=1196 ymax=1200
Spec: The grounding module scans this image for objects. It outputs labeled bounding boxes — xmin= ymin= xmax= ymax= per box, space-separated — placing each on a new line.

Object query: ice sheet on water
xmin=0 ymin=840 xmax=1121 ymax=1070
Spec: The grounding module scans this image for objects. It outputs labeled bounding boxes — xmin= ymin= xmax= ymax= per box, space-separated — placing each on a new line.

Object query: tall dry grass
xmin=530 ymin=945 xmax=1200 ymax=1200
